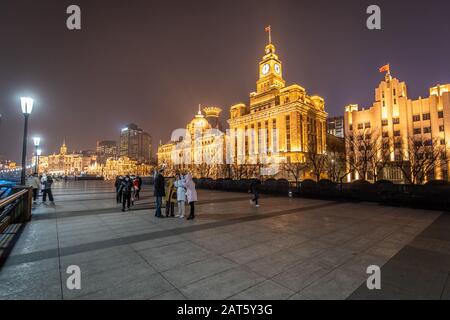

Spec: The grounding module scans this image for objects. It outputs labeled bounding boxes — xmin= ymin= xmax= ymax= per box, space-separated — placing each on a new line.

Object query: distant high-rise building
xmin=96 ymin=140 xmax=118 ymax=163
xmin=120 ymin=123 xmax=152 ymax=163
xmin=327 ymin=116 xmax=344 ymax=138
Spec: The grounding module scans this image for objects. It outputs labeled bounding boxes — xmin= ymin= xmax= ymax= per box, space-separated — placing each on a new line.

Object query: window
xmin=357 ymin=123 xmax=363 ymax=130
xmin=393 ymin=89 xmax=396 ymax=96
xmin=438 ymin=111 xmax=444 ymax=119
xmin=439 ymin=125 xmax=445 ymax=132
xmin=441 ymin=139 xmax=446 ymax=145
xmin=423 ymin=127 xmax=431 ymax=134
xmin=424 ymin=139 xmax=433 ymax=146
xmin=393 ymin=118 xmax=400 ymax=124
xmin=414 ymin=140 xmax=423 ymax=147
xmin=382 ymin=101 xmax=385 ymax=107
xmin=394 ymin=153 xmax=402 ymax=161
xmin=382 ymin=131 xmax=389 ymax=138
xmin=394 ymin=99 xmax=397 ymax=105
xmin=365 ymin=122 xmax=371 ymax=129
xmin=382 ymin=119 xmax=388 ymax=126
xmin=413 ymin=115 xmax=420 ymax=122
xmin=423 ymin=113 xmax=431 ymax=120
xmin=383 ymin=142 xmax=389 ymax=149
xmin=394 ymin=141 xmax=402 ymax=149
xmin=413 ymin=128 xmax=421 ymax=135
xmin=365 ymin=134 xmax=371 ymax=140
xmin=394 ymin=130 xmax=401 ymax=137
xmin=349 ymin=124 xmax=353 ymax=131
xmin=285 ymin=115 xmax=291 ymax=152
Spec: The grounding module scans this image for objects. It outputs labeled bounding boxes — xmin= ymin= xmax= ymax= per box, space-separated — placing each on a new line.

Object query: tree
xmin=307 ymin=141 xmax=327 ymax=182
xmin=283 ymin=161 xmax=309 ymax=187
xmin=394 ymin=137 xmax=447 ymax=184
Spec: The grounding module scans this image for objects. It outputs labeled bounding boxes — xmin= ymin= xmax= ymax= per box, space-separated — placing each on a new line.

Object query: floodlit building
xmin=96 ymin=140 xmax=118 ymax=164
xmin=227 ymin=33 xmax=327 ymax=166
xmin=344 ymin=69 xmax=450 ymax=183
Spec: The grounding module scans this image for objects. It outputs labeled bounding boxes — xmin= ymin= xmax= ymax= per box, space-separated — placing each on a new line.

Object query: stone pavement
xmin=0 ymin=180 xmax=447 ymax=300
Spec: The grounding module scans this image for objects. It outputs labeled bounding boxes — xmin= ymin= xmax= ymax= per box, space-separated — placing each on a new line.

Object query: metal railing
xmin=0 ymin=187 xmax=32 ymax=236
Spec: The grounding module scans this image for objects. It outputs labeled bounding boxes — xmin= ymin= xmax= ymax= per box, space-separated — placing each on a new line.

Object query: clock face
xmin=274 ymin=63 xmax=281 ymax=74
xmin=262 ymin=63 xmax=270 ymax=75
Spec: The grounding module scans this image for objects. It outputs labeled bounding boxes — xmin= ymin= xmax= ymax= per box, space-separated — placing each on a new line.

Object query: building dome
xmin=186 ymin=106 xmax=211 ymax=135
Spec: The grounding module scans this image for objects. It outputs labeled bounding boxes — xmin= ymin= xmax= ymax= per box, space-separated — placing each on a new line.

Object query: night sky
xmin=1 ymin=0 xmax=449 ymax=162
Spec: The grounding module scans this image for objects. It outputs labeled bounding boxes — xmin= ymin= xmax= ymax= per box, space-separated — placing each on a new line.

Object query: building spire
xmin=198 ymin=104 xmax=202 ymax=115
xmin=265 ymin=25 xmax=272 ymax=44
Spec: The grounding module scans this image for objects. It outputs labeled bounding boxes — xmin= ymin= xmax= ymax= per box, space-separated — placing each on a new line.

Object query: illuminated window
xmin=393 ymin=118 xmax=400 ymax=125
xmin=438 ymin=111 xmax=444 ymax=119
xmin=382 ymin=119 xmax=388 ymax=126
xmin=413 ymin=128 xmax=421 ymax=135
xmin=413 ymin=115 xmax=420 ymax=122
xmin=439 ymin=125 xmax=445 ymax=132
xmin=285 ymin=115 xmax=291 ymax=152
xmin=423 ymin=113 xmax=431 ymax=120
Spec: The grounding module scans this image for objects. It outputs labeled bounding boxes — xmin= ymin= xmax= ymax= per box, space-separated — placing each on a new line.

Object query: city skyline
xmin=1 ymin=0 xmax=450 ymax=162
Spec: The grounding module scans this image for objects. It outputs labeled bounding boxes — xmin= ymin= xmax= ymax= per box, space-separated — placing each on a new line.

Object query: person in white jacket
xmin=185 ymin=173 xmax=197 ymax=220
xmin=174 ymin=173 xmax=186 ymax=218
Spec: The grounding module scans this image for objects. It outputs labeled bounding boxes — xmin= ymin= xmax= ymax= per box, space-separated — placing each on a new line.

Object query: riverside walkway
xmin=0 ymin=180 xmax=449 ymax=300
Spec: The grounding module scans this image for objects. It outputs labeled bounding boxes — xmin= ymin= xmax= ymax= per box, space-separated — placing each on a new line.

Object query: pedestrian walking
xmin=120 ymin=175 xmax=133 ymax=212
xmin=154 ymin=168 xmax=165 ymax=218
xmin=174 ymin=173 xmax=186 ymax=218
xmin=249 ymin=179 xmax=261 ymax=208
xmin=185 ymin=173 xmax=197 ymax=220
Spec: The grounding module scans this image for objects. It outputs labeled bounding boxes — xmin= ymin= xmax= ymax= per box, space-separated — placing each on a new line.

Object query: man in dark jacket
xmin=120 ymin=175 xmax=133 ymax=212
xmin=249 ymin=179 xmax=261 ymax=208
xmin=154 ymin=169 xmax=165 ymax=218
xmin=42 ymin=174 xmax=54 ymax=204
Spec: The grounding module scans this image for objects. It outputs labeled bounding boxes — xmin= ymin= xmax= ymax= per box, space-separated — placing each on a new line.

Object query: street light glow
xmin=33 ymin=137 xmax=41 ymax=147
xmin=20 ymin=97 xmax=34 ymax=115
xmin=37 ymin=149 xmax=42 ymax=156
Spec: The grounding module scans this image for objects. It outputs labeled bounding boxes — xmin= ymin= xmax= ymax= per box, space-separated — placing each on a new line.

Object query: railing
xmin=0 ymin=187 xmax=32 ymax=266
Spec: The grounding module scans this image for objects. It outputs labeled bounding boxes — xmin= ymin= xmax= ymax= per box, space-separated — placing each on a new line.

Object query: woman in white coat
xmin=184 ymin=173 xmax=197 ymax=220
xmin=174 ymin=173 xmax=186 ymax=218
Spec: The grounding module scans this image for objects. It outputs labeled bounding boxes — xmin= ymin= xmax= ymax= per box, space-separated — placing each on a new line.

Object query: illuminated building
xmin=344 ymin=69 xmax=450 ymax=183
xmin=227 ymin=30 xmax=327 ymax=166
xmin=38 ymin=141 xmax=97 ymax=176
xmin=120 ymin=123 xmax=152 ymax=163
xmin=96 ymin=140 xmax=118 ymax=164
xmin=157 ymin=106 xmax=225 ymax=177
xmin=88 ymin=157 xmax=151 ymax=180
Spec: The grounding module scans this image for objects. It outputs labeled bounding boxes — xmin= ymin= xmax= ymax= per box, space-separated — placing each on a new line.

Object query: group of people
xmin=26 ymin=173 xmax=55 ymax=205
xmin=154 ymin=169 xmax=198 ymax=220
xmin=114 ymin=175 xmax=143 ymax=212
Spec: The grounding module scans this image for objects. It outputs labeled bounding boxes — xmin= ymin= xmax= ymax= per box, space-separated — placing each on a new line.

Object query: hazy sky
xmin=1 ymin=0 xmax=449 ymax=162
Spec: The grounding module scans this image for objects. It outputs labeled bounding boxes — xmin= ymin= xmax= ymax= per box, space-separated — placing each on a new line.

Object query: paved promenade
xmin=0 ymin=181 xmax=448 ymax=300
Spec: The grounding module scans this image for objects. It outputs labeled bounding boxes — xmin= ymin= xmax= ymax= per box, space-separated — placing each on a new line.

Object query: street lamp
xmin=36 ymin=148 xmax=42 ymax=175
xmin=33 ymin=137 xmax=41 ymax=174
xmin=20 ymin=97 xmax=34 ymax=185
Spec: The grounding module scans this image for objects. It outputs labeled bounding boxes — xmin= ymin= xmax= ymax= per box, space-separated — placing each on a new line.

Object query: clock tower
xmin=256 ymin=31 xmax=285 ymax=94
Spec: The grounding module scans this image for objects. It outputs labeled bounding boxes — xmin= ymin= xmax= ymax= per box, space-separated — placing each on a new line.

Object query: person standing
xmin=185 ymin=173 xmax=197 ymax=220
xmin=42 ymin=174 xmax=54 ymax=205
xmin=154 ymin=169 xmax=165 ymax=218
xmin=174 ymin=173 xmax=186 ymax=218
xmin=134 ymin=175 xmax=142 ymax=200
xmin=115 ymin=176 xmax=123 ymax=204
xmin=164 ymin=178 xmax=177 ymax=217
xmin=27 ymin=173 xmax=40 ymax=204
xmin=120 ymin=175 xmax=133 ymax=212
xmin=249 ymin=179 xmax=261 ymax=208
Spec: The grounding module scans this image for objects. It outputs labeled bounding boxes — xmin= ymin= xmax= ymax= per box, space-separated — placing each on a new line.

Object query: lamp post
xmin=36 ymin=149 xmax=42 ymax=176
xmin=33 ymin=137 xmax=41 ymax=174
xmin=20 ymin=97 xmax=34 ymax=185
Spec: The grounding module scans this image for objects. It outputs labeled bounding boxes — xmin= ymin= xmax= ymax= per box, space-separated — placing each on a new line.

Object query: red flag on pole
xmin=379 ymin=64 xmax=390 ymax=73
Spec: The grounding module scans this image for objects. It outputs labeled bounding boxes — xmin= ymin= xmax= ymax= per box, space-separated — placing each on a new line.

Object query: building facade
xmin=96 ymin=140 xmax=118 ymax=164
xmin=120 ymin=123 xmax=152 ymax=164
xmin=344 ymin=70 xmax=450 ymax=183
xmin=327 ymin=116 xmax=344 ymax=138
xmin=227 ymin=38 xmax=327 ymax=166
xmin=157 ymin=107 xmax=225 ymax=178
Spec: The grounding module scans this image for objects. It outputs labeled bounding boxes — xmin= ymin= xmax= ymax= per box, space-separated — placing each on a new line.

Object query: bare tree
xmin=283 ymin=161 xmax=309 ymax=187
xmin=326 ymin=150 xmax=350 ymax=184
xmin=307 ymin=141 xmax=327 ymax=182
xmin=394 ymin=137 xmax=446 ymax=184
xmin=346 ymin=129 xmax=385 ymax=181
